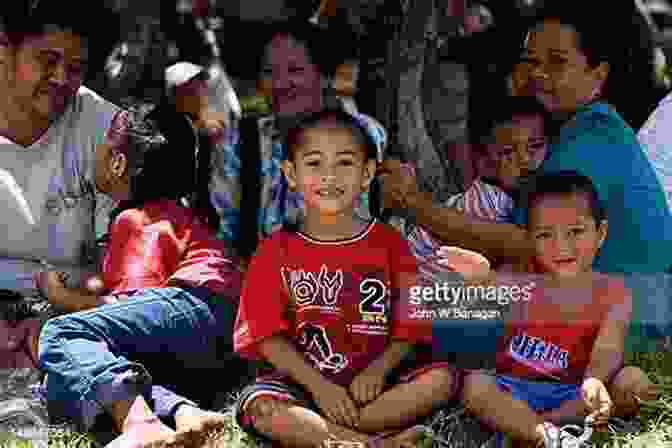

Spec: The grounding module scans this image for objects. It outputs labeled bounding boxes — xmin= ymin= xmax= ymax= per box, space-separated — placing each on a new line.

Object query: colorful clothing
xmin=395 ymin=178 xmax=511 ymax=284
xmin=102 ymin=199 xmax=240 ymax=299
xmin=513 ymin=101 xmax=672 ymax=275
xmin=209 ymin=113 xmax=387 ymax=245
xmin=637 ymin=91 xmax=672 ymax=211
xmin=234 ymin=220 xmax=431 ymax=387
xmin=495 ymin=274 xmax=631 ymax=384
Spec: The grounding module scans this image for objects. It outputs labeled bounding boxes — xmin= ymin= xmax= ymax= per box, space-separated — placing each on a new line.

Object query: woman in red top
xmin=36 ymin=104 xmax=244 ymax=448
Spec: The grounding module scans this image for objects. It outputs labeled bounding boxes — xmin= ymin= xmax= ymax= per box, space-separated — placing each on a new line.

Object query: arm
xmin=379 ymin=159 xmax=534 ymax=264
xmin=258 ymin=335 xmax=333 ymax=394
xmin=408 ymin=191 xmax=533 ymax=263
xmin=36 ymin=271 xmax=116 ymax=312
xmin=584 ymin=284 xmax=631 ymax=383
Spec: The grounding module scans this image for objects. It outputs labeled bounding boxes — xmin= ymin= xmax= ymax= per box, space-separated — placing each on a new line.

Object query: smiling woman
xmin=0 ymin=0 xmax=120 ymax=349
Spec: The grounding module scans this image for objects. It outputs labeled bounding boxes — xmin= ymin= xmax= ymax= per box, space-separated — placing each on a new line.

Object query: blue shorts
xmin=495 ymin=375 xmax=580 ymax=412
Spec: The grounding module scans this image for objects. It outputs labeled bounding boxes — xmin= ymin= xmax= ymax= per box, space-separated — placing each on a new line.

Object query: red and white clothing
xmin=395 ymin=178 xmax=511 ymax=284
xmin=234 ymin=220 xmax=432 ymax=386
xmin=495 ymin=274 xmax=632 ymax=383
xmin=102 ymin=199 xmax=240 ymax=300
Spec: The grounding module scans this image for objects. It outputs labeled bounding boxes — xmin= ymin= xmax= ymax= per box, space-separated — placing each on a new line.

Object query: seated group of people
xmin=1 ymin=2 xmax=671 ymax=448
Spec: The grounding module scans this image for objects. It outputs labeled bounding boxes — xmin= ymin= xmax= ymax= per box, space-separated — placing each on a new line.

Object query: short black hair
xmin=522 ymin=170 xmax=605 ymax=226
xmin=258 ymin=19 xmax=354 ymax=78
xmin=1 ymin=0 xmax=120 ymax=76
xmin=110 ymin=100 xmax=219 ymax=231
xmin=470 ymin=95 xmax=548 ymax=152
xmin=285 ymin=107 xmax=379 ymax=162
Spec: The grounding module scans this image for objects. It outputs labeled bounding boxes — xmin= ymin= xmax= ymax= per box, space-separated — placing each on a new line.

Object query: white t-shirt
xmin=638 ymin=91 xmax=672 ymax=212
xmin=0 ymin=86 xmax=119 ymax=294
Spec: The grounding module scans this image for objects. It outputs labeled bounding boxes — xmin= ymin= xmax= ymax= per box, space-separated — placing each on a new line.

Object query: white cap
xmin=165 ymin=62 xmax=207 ymax=92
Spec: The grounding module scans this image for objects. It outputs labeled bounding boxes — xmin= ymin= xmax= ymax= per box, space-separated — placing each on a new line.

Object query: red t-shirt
xmin=495 ymin=273 xmax=631 ymax=383
xmin=102 ymin=199 xmax=240 ymax=299
xmin=234 ymin=221 xmax=429 ymax=386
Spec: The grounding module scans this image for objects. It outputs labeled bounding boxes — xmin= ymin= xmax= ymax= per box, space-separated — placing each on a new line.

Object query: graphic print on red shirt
xmin=495 ymin=274 xmax=631 ymax=383
xmin=234 ymin=220 xmax=425 ymax=386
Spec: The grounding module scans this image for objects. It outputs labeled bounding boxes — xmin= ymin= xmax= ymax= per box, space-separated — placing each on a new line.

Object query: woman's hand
xmin=435 ymin=246 xmax=491 ymax=281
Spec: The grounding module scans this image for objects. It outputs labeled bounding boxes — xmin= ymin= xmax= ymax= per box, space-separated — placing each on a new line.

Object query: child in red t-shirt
xmin=233 ymin=108 xmax=457 ymax=448
xmin=458 ymin=171 xmax=656 ymax=448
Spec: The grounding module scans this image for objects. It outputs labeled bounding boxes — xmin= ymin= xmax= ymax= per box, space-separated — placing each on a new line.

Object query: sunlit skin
xmin=262 ymin=34 xmax=323 ymax=117
xmin=528 ymin=193 xmax=607 ymax=278
xmin=484 ymin=115 xmax=547 ymax=191
xmin=518 ymin=20 xmax=608 ymax=117
xmin=281 ymin=124 xmax=376 ymax=240
xmin=0 ymin=27 xmax=87 ymax=145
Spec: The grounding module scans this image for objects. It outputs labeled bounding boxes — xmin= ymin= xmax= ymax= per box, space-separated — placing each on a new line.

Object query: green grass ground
xmin=1 ymin=351 xmax=671 ymax=448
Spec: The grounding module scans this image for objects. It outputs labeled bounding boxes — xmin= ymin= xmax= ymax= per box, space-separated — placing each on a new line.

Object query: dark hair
xmin=109 ymin=102 xmax=219 ymax=231
xmin=285 ymin=107 xmax=379 ymax=161
xmin=526 ymin=1 xmax=662 ymax=129
xmin=522 ymin=170 xmax=605 ymax=226
xmin=257 ymin=19 xmax=352 ymax=78
xmin=1 ymin=0 xmax=120 ymax=78
xmin=470 ymin=95 xmax=548 ymax=153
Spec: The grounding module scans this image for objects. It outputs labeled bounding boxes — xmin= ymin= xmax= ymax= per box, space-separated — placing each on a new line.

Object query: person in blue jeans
xmin=37 ymin=104 xmax=245 ymax=447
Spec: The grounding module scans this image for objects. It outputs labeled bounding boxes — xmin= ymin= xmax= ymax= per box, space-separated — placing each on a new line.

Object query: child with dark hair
xmin=36 ymin=104 xmax=244 ymax=447
xmin=460 ymin=170 xmax=656 ymax=448
xmin=234 ymin=108 xmax=455 ymax=448
xmin=401 ymin=95 xmax=549 ymax=282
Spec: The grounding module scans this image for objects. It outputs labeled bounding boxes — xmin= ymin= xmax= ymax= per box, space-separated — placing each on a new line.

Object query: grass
xmin=1 ymin=352 xmax=671 ymax=448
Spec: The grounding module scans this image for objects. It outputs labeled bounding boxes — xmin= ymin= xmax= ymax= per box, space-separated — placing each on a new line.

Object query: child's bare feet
xmin=173 ymin=404 xmax=228 ymax=433
xmin=107 ymin=419 xmax=176 ymax=448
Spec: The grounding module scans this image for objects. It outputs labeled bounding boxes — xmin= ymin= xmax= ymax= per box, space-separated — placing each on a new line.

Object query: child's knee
xmin=461 ymin=372 xmax=497 ymax=407
xmin=611 ymin=366 xmax=655 ymax=397
xmin=609 ymin=366 xmax=656 ymax=416
xmin=414 ymin=368 xmax=459 ymax=401
xmin=243 ymin=397 xmax=291 ymax=434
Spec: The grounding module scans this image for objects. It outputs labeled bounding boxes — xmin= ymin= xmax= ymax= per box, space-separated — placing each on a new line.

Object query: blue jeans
xmin=38 ymin=286 xmax=241 ymax=431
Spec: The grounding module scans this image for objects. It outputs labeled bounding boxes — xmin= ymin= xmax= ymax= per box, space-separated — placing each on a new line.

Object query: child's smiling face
xmin=528 ymin=192 xmax=607 ymax=278
xmin=282 ymin=124 xmax=375 ymax=217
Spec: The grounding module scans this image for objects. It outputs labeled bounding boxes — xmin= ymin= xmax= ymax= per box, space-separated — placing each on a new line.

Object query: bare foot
xmin=108 ymin=419 xmax=176 ymax=448
xmin=174 ymin=405 xmax=228 ymax=433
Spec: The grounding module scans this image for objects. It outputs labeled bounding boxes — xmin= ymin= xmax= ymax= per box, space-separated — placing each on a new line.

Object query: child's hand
xmin=349 ymin=365 xmax=386 ymax=406
xmin=311 ymin=380 xmax=360 ymax=429
xmin=582 ymin=377 xmax=613 ymax=426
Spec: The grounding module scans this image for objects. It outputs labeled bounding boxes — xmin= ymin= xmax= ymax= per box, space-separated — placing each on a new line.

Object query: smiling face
xmin=261 ymin=33 xmax=323 ymax=117
xmin=528 ymin=192 xmax=607 ymax=278
xmin=518 ymin=19 xmax=608 ymax=115
xmin=282 ymin=124 xmax=375 ymax=217
xmin=4 ymin=26 xmax=87 ymax=124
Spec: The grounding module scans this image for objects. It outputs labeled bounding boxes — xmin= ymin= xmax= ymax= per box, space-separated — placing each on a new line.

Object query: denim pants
xmin=38 ymin=286 xmax=241 ymax=431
